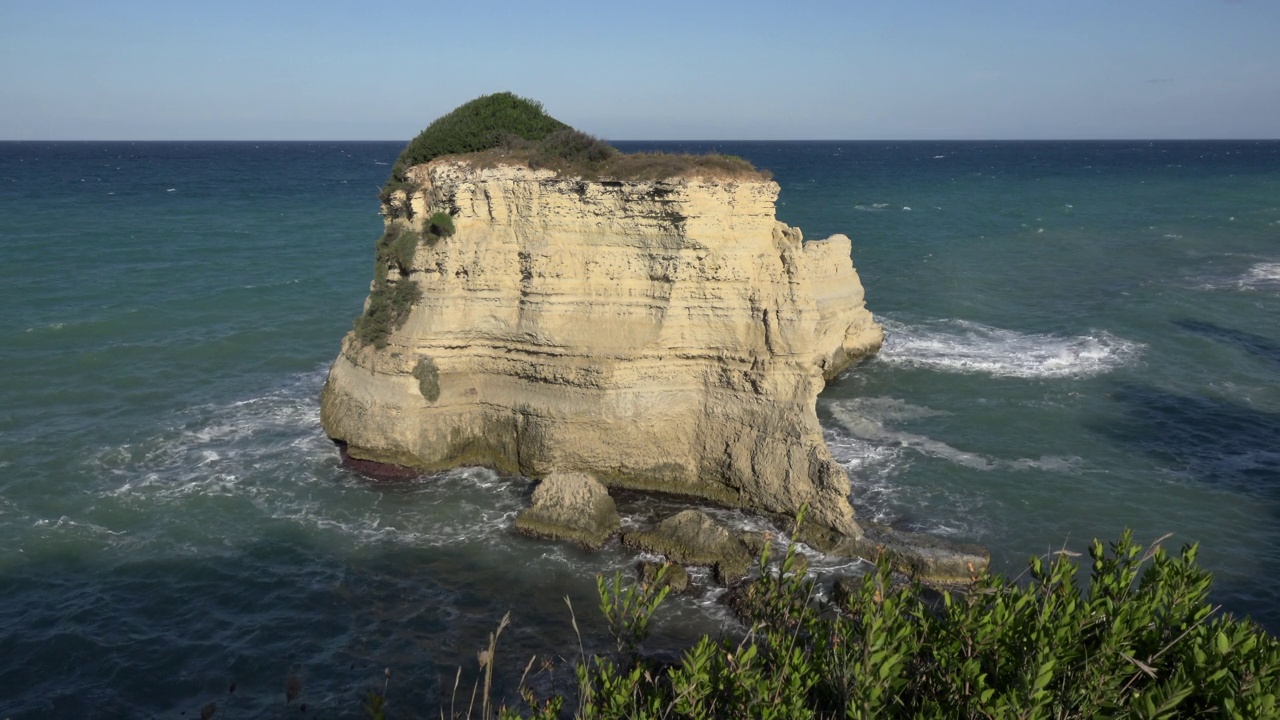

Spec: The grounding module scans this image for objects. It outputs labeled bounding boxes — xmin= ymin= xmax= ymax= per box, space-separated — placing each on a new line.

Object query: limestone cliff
xmin=320 ymin=160 xmax=883 ymax=536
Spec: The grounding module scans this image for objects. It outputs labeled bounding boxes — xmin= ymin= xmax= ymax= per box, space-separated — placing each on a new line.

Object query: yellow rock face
xmin=320 ymin=161 xmax=883 ymax=536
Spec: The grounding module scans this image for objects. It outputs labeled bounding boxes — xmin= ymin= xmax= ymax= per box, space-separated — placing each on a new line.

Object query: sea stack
xmin=319 ymin=93 xmax=883 ymax=538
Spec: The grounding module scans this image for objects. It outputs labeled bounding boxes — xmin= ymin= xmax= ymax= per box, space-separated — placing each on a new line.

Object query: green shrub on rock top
xmin=525 ymin=128 xmax=617 ymax=172
xmin=382 ymin=92 xmax=768 ymax=196
xmin=388 ymin=92 xmax=569 ymax=186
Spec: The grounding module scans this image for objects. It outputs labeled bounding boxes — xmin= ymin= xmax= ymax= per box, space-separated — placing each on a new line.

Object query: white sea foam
xmin=1241 ymin=262 xmax=1280 ymax=287
xmin=88 ymin=368 xmax=548 ymax=553
xmin=0 ymin=495 xmax=23 ymax=520
xmin=854 ymin=202 xmax=893 ymax=212
xmin=827 ymin=397 xmax=1083 ymax=474
xmin=820 ymin=397 xmax=1085 ymax=539
xmin=874 ymin=318 xmax=1142 ymax=379
xmin=828 ymin=401 xmax=993 ymax=470
xmin=1194 ymin=261 xmax=1280 ymax=292
xmin=24 ymin=322 xmax=65 ymax=333
xmin=32 ymin=516 xmax=124 ymax=534
xmin=822 ymin=417 xmax=907 ymax=526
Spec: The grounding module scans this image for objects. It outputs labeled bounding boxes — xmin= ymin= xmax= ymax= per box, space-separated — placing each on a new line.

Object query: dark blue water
xmin=2 ymin=141 xmax=1278 ymax=717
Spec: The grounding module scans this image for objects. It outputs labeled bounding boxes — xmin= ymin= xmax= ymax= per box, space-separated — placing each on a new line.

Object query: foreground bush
xmin=490 ymin=530 xmax=1277 ymax=719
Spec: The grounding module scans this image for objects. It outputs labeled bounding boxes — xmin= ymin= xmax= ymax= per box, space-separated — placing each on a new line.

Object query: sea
xmin=0 ymin=140 xmax=1277 ymax=717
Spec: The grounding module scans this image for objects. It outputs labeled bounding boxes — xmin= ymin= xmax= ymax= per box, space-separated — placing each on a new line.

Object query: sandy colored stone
xmin=320 ymin=160 xmax=883 ymax=536
xmin=796 ymin=518 xmax=990 ymax=585
xmin=738 ymin=531 xmax=770 ymax=558
xmin=622 ymin=510 xmax=752 ymax=584
xmin=513 ymin=471 xmax=619 ymax=549
xmin=638 ymin=561 xmax=691 ymax=594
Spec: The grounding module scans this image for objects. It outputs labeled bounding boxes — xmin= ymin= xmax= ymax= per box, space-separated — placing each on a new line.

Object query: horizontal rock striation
xmin=320 ymin=161 xmax=883 ymax=536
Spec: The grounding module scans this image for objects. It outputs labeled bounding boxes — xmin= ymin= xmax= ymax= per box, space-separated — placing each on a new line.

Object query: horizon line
xmin=2 ymin=138 xmax=1278 ymax=144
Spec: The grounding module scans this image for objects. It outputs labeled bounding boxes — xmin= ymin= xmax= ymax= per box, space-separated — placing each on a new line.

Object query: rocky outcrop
xmin=622 ymin=510 xmax=754 ymax=584
xmin=847 ymin=524 xmax=989 ymax=585
xmin=512 ymin=471 xmax=620 ymax=549
xmin=638 ymin=561 xmax=692 ymax=594
xmin=320 ymin=160 xmax=883 ymax=536
xmin=796 ymin=519 xmax=990 ymax=585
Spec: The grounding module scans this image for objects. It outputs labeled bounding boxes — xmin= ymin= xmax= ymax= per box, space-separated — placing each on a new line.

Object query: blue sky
xmin=2 ymin=0 xmax=1277 ymax=140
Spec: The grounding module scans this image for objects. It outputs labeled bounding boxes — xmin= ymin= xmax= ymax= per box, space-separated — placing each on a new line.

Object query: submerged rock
xmin=738 ymin=530 xmax=770 ymax=559
xmin=847 ymin=524 xmax=989 ymax=585
xmin=513 ymin=471 xmax=620 ymax=549
xmin=638 ymin=561 xmax=692 ymax=594
xmin=622 ymin=510 xmax=753 ymax=584
xmin=830 ymin=571 xmax=955 ymax=614
xmin=797 ymin=518 xmax=989 ymax=584
xmin=320 ymin=159 xmax=882 ymax=537
xmin=830 ymin=575 xmax=863 ymax=608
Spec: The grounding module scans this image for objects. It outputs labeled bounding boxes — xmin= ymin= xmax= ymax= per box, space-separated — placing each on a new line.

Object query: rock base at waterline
xmin=796 ymin=518 xmax=989 ymax=585
xmin=622 ymin=510 xmax=754 ymax=585
xmin=638 ymin=561 xmax=692 ymax=594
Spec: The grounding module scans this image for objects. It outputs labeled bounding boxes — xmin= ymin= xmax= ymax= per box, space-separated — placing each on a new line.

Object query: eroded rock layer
xmin=320 ymin=161 xmax=883 ymax=535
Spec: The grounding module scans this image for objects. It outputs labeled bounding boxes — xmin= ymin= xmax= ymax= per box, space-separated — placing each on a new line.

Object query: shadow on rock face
xmin=334 ymin=441 xmax=424 ymax=480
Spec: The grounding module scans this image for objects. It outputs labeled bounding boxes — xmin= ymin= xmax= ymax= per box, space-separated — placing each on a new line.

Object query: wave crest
xmin=1241 ymin=262 xmax=1280 ymax=289
xmin=1193 ymin=261 xmax=1280 ymax=293
xmin=876 ymin=318 xmax=1142 ymax=379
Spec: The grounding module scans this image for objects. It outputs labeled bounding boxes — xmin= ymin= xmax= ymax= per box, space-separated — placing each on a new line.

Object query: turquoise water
xmin=1 ymin=141 xmax=1277 ymax=716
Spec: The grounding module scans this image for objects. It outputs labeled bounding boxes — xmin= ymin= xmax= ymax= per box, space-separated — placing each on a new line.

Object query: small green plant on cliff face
xmin=412 ymin=357 xmax=439 ymax=402
xmin=492 ymin=529 xmax=1279 ymax=719
xmin=386 ymin=225 xmax=420 ymax=270
xmin=427 ymin=211 xmax=455 ymax=239
xmin=354 ymin=217 xmax=452 ymax=348
xmin=353 ymin=278 xmax=420 ymax=349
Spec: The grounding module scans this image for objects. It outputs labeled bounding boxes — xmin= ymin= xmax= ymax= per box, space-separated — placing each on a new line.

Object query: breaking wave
xmin=1237 ymin=262 xmax=1280 ymax=291
xmin=1193 ymin=261 xmax=1280 ymax=293
xmin=83 ymin=368 xmax=534 ymax=553
xmin=875 ymin=318 xmax=1143 ymax=379
xmin=827 ymin=397 xmax=1083 ymax=474
xmin=822 ymin=397 xmax=1084 ymax=537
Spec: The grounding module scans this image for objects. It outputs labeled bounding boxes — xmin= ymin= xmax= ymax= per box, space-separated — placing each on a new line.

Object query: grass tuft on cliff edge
xmin=382 ymin=92 xmax=767 ymax=200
